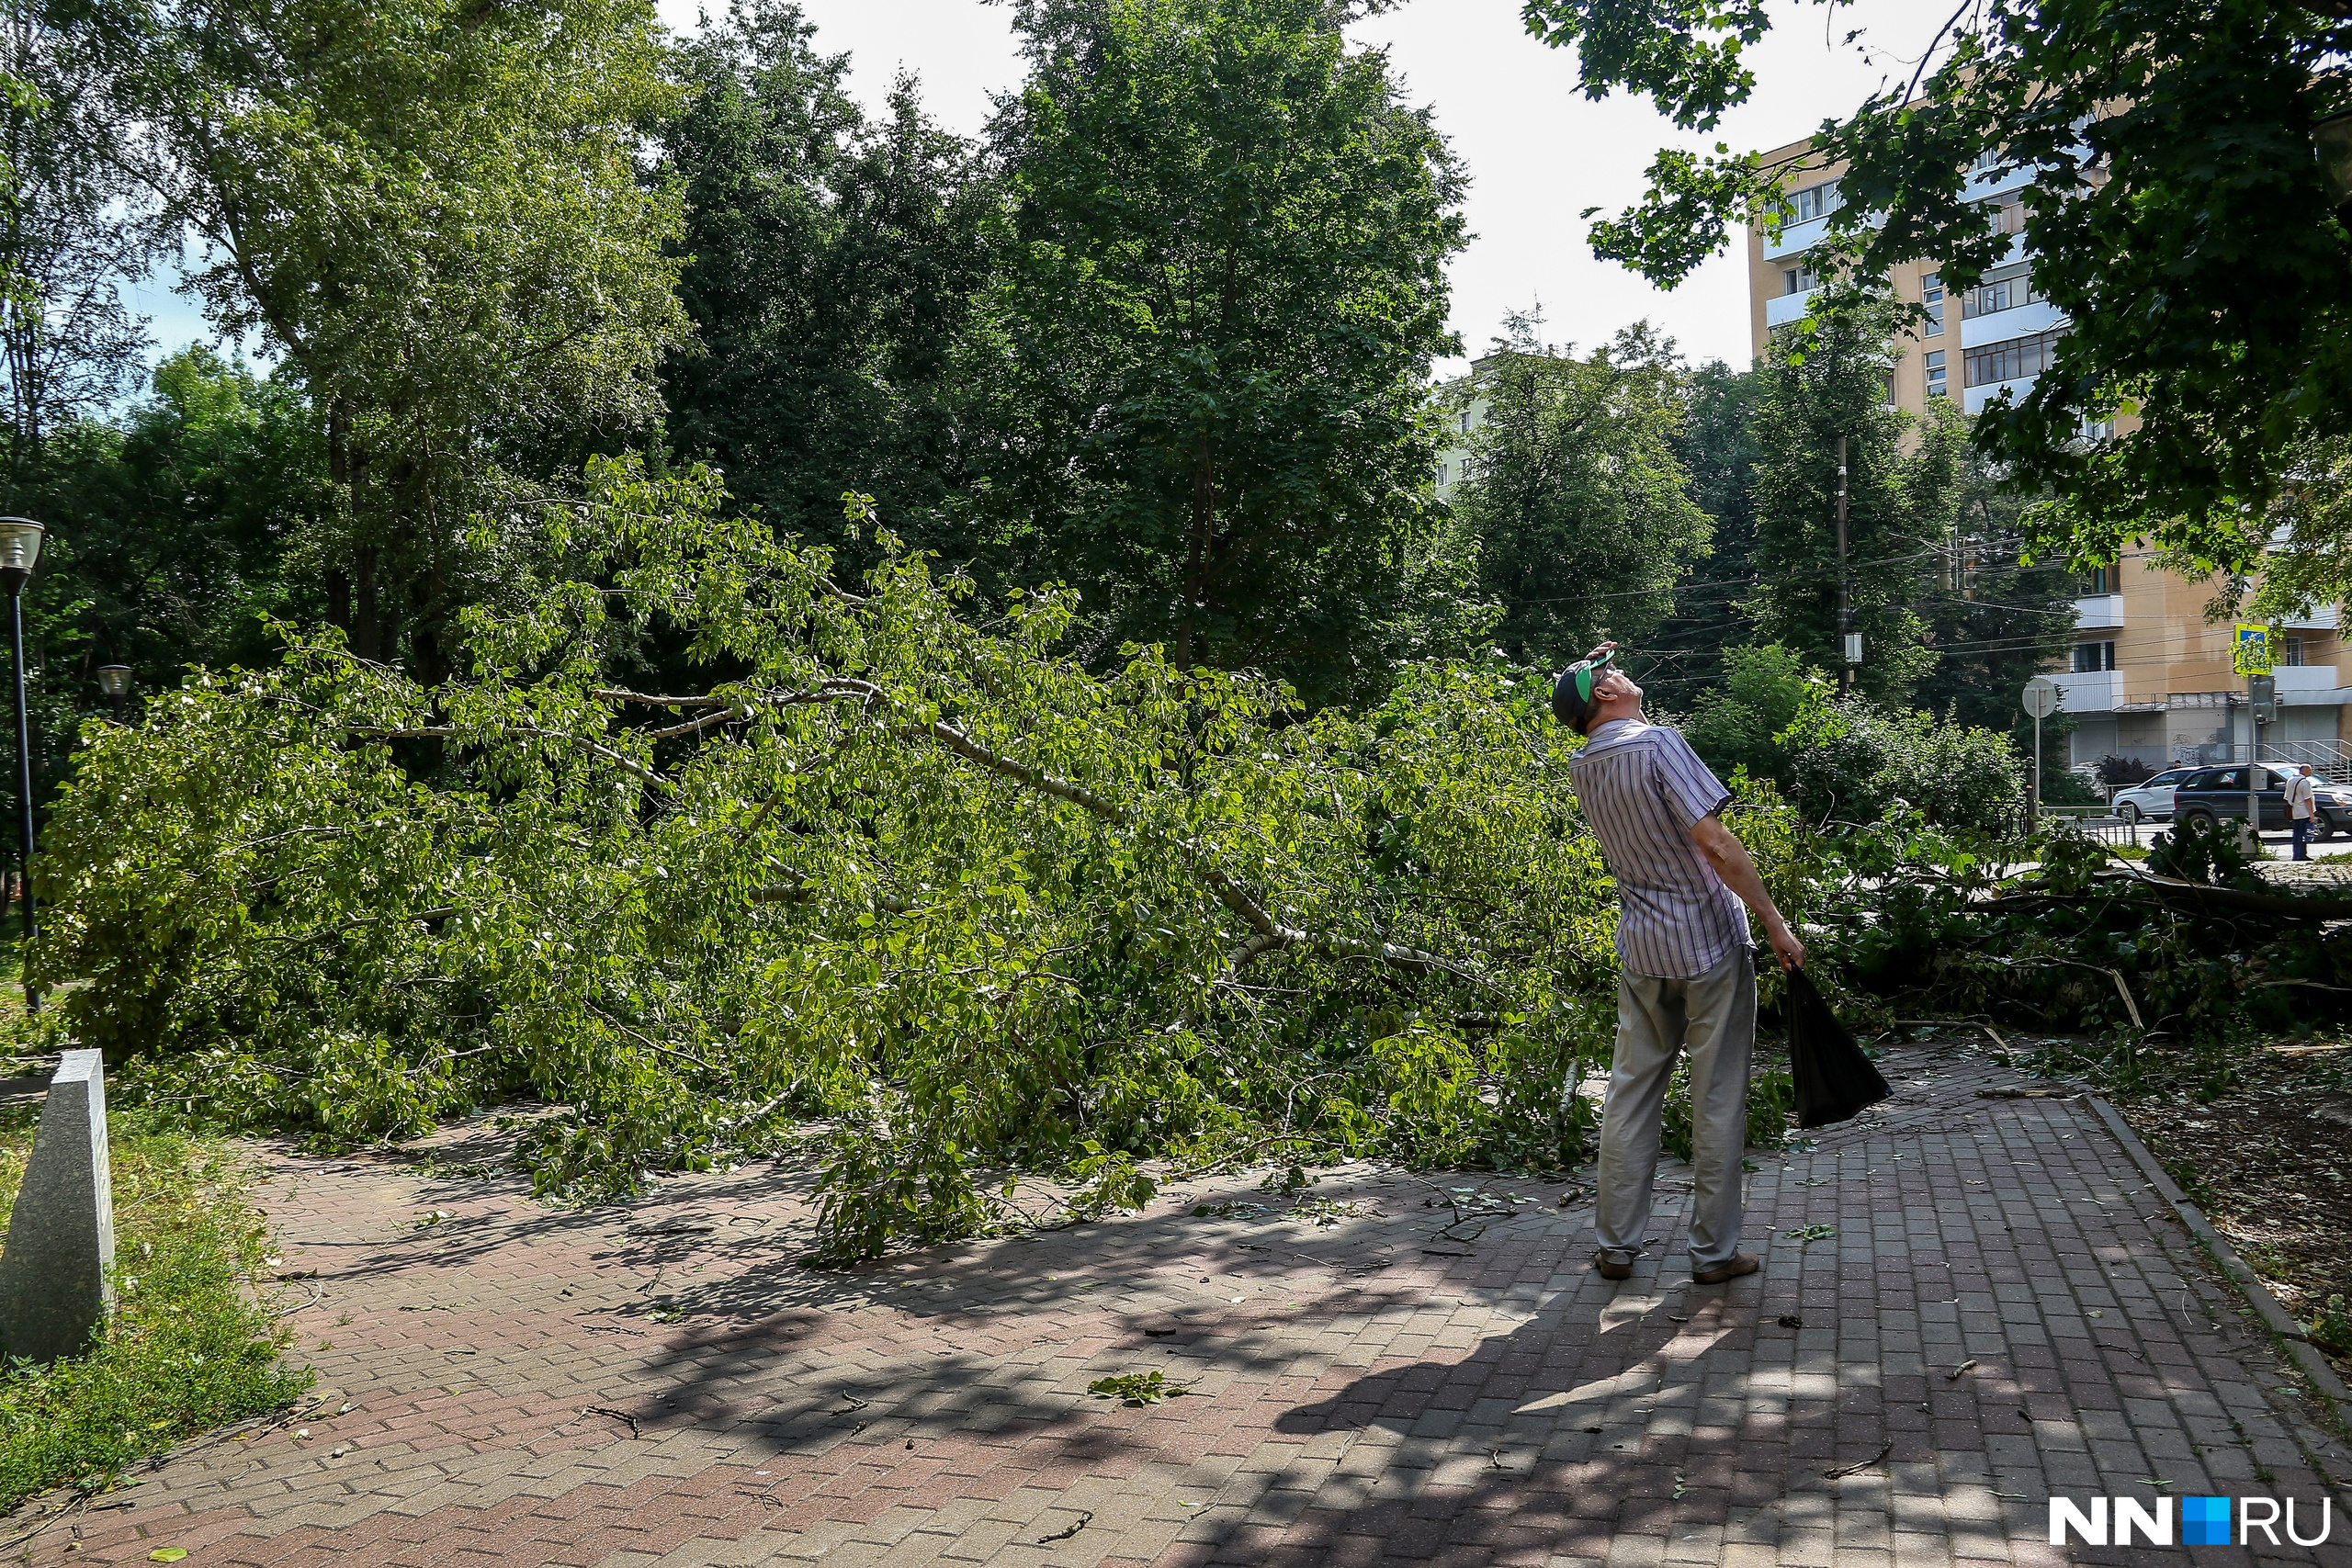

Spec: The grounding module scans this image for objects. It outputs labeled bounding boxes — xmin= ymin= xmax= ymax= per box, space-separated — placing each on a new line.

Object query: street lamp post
xmin=0 ymin=519 xmax=43 ymax=1015
xmin=96 ymin=664 xmax=130 ymax=710
xmin=2317 ymin=110 xmax=2352 ymax=211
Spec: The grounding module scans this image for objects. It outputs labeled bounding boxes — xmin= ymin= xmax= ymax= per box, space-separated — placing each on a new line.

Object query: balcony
xmin=1764 ymin=288 xmax=1817 ymax=330
xmin=1962 ymin=163 xmax=2037 ymax=205
xmin=1960 ymin=297 xmax=2068 ymax=348
xmin=1965 ymin=376 xmax=2038 ymax=415
xmin=2047 ymin=670 xmax=2123 ymax=713
xmin=2278 ymin=604 xmax=2341 ymax=631
xmin=1762 ymin=213 xmax=1830 ymax=262
xmin=2071 ymin=593 xmax=2124 ymax=630
xmin=2276 ymin=664 xmax=2342 ymax=696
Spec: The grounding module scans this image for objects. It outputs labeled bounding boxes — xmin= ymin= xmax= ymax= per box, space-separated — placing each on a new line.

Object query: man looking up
xmin=1554 ymin=643 xmax=1805 ymax=1286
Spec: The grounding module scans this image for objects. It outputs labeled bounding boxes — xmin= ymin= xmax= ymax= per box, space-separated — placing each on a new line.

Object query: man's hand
xmin=1762 ymin=917 xmax=1805 ymax=973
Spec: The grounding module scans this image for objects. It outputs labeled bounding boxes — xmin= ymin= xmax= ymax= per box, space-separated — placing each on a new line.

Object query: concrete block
xmin=0 ymin=1050 xmax=114 ymax=1361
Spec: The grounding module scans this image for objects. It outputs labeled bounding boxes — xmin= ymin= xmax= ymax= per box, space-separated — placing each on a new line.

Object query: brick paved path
xmin=27 ymin=1042 xmax=2352 ymax=1567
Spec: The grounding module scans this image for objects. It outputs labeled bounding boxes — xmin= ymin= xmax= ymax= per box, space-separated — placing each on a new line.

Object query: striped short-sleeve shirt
xmin=1566 ymin=718 xmax=1751 ymax=979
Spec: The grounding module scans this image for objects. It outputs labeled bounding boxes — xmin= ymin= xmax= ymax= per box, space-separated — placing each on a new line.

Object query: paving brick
xmin=18 ymin=1044 xmax=2352 ymax=1567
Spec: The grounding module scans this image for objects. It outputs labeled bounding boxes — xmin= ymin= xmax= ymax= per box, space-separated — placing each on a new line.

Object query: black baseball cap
xmin=1551 ymin=649 xmax=1617 ymax=732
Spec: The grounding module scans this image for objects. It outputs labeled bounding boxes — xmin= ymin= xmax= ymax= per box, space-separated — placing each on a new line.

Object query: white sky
xmin=136 ymin=0 xmax=1950 ymax=380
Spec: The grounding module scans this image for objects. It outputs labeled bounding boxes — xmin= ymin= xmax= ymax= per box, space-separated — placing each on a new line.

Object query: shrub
xmin=1682 ymin=644 xmax=1815 ymax=788
xmin=1774 ymin=686 xmax=2026 ymax=834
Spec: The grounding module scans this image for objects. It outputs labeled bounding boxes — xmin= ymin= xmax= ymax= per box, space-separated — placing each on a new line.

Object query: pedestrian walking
xmin=1555 ymin=643 xmax=1805 ymax=1286
xmin=2287 ymin=762 xmax=2318 ymax=862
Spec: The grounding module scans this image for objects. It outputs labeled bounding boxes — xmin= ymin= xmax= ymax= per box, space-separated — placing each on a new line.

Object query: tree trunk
xmin=325 ymin=400 xmax=354 ymax=637
xmin=1174 ymin=447 xmax=1215 ymax=669
xmin=353 ymin=547 xmax=379 ymax=663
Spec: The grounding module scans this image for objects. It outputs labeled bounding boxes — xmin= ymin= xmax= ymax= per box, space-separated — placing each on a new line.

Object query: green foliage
xmin=18 ymin=350 xmax=327 ymax=785
xmin=2146 ymin=816 xmax=2259 ymax=889
xmin=660 ymin=4 xmax=991 ymax=570
xmin=1087 ymin=1371 xmax=1192 ymax=1404
xmin=1824 ymin=825 xmax=2352 ymax=1052
xmin=31 ymin=461 xmax=1650 ymax=1262
xmin=1522 ymin=0 xmax=2352 ymax=583
xmin=2308 ymin=1294 xmax=2352 ymax=1359
xmin=1774 ymin=684 xmax=2026 ymax=835
xmin=968 ymin=0 xmax=1471 ymax=701
xmin=1746 ymin=293 xmax=1963 ymax=709
xmin=0 ymin=0 xmax=153 ymax=487
xmin=114 ymin=0 xmax=691 ymax=677
xmin=1912 ymin=455 xmax=2082 ymax=749
xmin=1448 ymin=315 xmax=1710 ymax=662
xmin=1646 ymin=359 xmax=1761 ymax=711
xmin=1682 ymin=643 xmax=1813 ymax=788
xmin=2038 ymin=767 xmax=2101 ymax=809
xmin=0 ymin=1111 xmax=310 ymax=1507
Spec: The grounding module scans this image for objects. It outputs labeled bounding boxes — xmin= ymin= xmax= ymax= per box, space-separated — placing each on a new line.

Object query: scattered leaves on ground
xmin=1086 ymin=1371 xmax=1194 ymax=1406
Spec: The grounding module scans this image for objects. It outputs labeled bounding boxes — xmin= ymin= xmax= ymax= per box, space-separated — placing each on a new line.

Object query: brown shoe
xmin=1692 ymin=1252 xmax=1760 ymax=1285
xmin=1595 ymin=1256 xmax=1634 ymax=1281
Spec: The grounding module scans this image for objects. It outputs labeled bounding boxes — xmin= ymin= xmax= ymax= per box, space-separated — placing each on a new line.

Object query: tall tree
xmin=1912 ymin=455 xmax=2079 ymax=746
xmin=102 ymin=0 xmax=690 ymax=682
xmin=661 ymin=3 xmax=990 ymax=564
xmin=1745 ymin=294 xmax=1962 ymax=708
xmin=1521 ymin=0 xmax=2352 ymax=582
xmin=969 ymin=0 xmax=1466 ymax=701
xmin=1447 ymin=315 xmax=1708 ymax=666
xmin=1643 ymin=357 xmax=1759 ymax=711
xmin=22 ymin=346 xmax=325 ymax=783
xmin=0 ymin=0 xmax=153 ymax=493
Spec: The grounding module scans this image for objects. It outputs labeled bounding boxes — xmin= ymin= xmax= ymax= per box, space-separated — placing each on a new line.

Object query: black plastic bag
xmin=1786 ymin=967 xmax=1891 ymax=1129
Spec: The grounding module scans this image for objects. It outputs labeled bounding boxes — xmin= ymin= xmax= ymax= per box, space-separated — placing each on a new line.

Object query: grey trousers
xmin=1593 ymin=945 xmax=1757 ymax=1271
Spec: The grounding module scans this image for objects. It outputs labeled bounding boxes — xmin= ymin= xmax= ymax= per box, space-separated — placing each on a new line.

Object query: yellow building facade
xmin=1745 ymin=138 xmax=2347 ymax=775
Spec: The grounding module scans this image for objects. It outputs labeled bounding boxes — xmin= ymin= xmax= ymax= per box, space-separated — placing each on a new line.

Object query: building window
xmin=2285 ymin=637 xmax=2306 ymax=668
xmin=1782 ymin=263 xmax=1820 ymax=295
xmin=1788 ymin=179 xmax=1842 ymax=223
xmin=2073 ymin=640 xmax=2117 ymax=673
xmin=1965 ymin=329 xmax=2065 ymax=389
xmin=2081 ymin=415 xmax=2116 ymax=441
xmin=2079 ymin=566 xmax=2113 ymax=595
xmin=1459 ymin=410 xmax=1471 ymax=434
xmin=1987 ymin=196 xmax=2029 ymax=235
xmin=1972 ymin=148 xmax=2002 ymax=173
xmin=1925 ymin=350 xmax=1948 ymax=397
xmin=1922 ymin=272 xmax=1944 ymax=335
xmin=1962 ymin=271 xmax=2045 ymax=320
xmin=1435 ymin=464 xmax=1448 ymax=488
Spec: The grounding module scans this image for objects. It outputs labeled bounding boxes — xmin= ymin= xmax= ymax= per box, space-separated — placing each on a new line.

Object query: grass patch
xmin=0 ymin=1103 xmax=311 ymax=1511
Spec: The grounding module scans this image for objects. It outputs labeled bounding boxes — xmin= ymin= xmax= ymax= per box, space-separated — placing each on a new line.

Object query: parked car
xmin=2170 ymin=764 xmax=2352 ymax=838
xmin=2109 ymin=767 xmax=2190 ymax=825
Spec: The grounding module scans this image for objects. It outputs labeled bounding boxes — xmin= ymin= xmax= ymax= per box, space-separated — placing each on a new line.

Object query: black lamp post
xmin=2319 ymin=110 xmax=2352 ymax=212
xmin=96 ymin=663 xmax=130 ymax=708
xmin=0 ymin=518 xmax=43 ymax=1015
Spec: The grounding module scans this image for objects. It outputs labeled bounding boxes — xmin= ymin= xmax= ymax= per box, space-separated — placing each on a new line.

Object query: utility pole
xmin=1836 ymin=435 xmax=1853 ymax=697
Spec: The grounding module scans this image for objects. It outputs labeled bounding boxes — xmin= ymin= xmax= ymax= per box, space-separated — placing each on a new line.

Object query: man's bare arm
xmin=1690 ymin=814 xmax=1805 ymax=971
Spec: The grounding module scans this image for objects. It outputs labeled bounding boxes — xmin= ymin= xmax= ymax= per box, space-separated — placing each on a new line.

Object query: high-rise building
xmin=1747 ymin=137 xmax=2347 ymax=776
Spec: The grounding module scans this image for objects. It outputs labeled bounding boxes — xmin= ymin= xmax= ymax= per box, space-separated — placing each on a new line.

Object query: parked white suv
xmin=2109 ymin=767 xmax=2190 ymax=824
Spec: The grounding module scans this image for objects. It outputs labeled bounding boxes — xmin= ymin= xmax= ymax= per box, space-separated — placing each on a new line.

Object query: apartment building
xmin=1431 ymin=359 xmax=1498 ymax=506
xmin=1747 ymin=138 xmax=2348 ymax=773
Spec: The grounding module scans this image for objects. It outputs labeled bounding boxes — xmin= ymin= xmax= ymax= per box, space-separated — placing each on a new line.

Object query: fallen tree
xmin=33 ymin=459 xmax=1823 ymax=1259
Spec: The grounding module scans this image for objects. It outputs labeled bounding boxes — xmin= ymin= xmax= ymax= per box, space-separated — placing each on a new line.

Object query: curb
xmin=2088 ymin=1095 xmax=2352 ymax=1432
